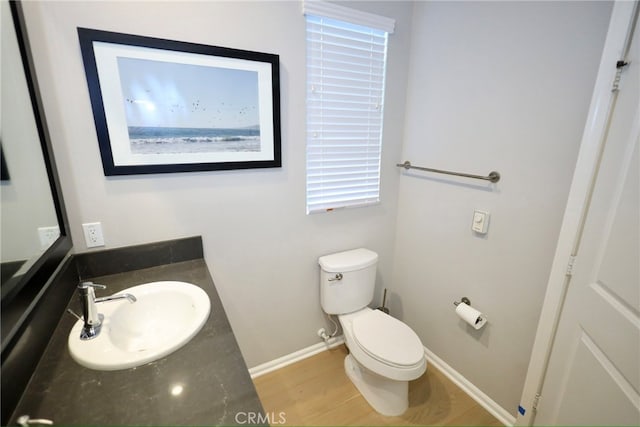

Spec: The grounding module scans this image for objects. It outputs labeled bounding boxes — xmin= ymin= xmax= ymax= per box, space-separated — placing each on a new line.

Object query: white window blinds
xmin=305 ymin=4 xmax=392 ymax=214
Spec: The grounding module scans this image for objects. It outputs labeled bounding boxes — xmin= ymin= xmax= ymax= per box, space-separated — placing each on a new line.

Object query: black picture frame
xmin=0 ymin=145 xmax=9 ymax=181
xmin=77 ymin=28 xmax=281 ymax=176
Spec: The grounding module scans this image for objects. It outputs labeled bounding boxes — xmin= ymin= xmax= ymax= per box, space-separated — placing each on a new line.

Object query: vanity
xmin=9 ymin=237 xmax=265 ymax=425
xmin=2 ymin=2 xmax=265 ymax=424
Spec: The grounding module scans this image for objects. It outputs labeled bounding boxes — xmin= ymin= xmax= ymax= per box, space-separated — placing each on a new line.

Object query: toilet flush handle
xmin=328 ymin=273 xmax=343 ymax=281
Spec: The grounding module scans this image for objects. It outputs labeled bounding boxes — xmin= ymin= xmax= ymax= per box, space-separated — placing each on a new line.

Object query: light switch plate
xmin=472 ymin=210 xmax=489 ymax=234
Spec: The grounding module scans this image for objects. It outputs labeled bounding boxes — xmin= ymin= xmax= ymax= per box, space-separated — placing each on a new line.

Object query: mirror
xmin=1 ymin=0 xmax=59 ymax=291
xmin=0 ymin=0 xmax=72 ymax=351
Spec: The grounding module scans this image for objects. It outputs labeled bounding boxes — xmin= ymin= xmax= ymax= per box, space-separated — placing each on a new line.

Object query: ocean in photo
xmin=128 ymin=126 xmax=260 ymax=154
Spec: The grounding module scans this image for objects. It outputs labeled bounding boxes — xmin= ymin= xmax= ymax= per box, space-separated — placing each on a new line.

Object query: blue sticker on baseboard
xmin=518 ymin=405 xmax=526 ymax=415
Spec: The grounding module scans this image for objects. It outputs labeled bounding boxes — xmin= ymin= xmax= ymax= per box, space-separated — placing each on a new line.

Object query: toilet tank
xmin=319 ymin=248 xmax=378 ymax=315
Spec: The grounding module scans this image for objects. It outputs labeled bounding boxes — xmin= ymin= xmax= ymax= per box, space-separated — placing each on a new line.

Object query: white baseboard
xmin=249 ymin=336 xmax=345 ymax=379
xmin=424 ymin=346 xmax=516 ymax=426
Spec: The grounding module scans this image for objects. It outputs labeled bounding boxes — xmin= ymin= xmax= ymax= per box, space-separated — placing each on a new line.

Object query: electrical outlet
xmin=37 ymin=225 xmax=60 ymax=250
xmin=82 ymin=222 xmax=105 ymax=248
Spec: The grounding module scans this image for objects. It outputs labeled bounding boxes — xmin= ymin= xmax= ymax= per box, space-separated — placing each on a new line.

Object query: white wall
xmin=392 ymin=0 xmax=612 ymax=415
xmin=21 ymin=1 xmax=414 ymax=368
xmin=20 ymin=0 xmax=614 ymax=416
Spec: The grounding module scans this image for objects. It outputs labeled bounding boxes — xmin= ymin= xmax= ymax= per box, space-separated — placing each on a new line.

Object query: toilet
xmin=318 ymin=248 xmax=427 ymax=416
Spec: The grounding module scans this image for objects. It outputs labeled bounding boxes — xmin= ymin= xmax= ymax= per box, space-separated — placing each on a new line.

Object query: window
xmin=304 ymin=1 xmax=394 ymax=214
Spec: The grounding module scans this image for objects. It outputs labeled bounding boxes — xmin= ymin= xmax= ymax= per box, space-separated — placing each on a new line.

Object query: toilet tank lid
xmin=318 ymin=248 xmax=378 ymax=272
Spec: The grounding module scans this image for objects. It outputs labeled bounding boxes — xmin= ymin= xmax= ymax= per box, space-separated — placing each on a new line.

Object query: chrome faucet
xmin=76 ymin=281 xmax=136 ymax=340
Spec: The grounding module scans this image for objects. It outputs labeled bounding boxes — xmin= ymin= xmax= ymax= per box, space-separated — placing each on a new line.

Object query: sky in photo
xmin=117 ymin=56 xmax=260 ymax=129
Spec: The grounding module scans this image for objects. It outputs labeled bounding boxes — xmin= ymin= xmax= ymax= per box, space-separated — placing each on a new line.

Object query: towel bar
xmin=396 ymin=161 xmax=501 ymax=183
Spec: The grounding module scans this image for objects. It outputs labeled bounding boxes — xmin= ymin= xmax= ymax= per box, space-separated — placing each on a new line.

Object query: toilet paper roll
xmin=455 ymin=302 xmax=487 ymax=330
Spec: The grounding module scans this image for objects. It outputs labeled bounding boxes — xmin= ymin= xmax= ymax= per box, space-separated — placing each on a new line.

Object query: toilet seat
xmin=339 ymin=308 xmax=427 ymax=382
xmin=352 ymin=309 xmax=424 ymax=368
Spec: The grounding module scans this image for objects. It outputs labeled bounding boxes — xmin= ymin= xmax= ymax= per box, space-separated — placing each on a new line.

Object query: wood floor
xmin=253 ymin=345 xmax=503 ymax=426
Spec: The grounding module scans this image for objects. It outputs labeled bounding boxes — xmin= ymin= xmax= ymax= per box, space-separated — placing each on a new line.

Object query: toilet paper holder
xmin=453 ymin=297 xmax=471 ymax=307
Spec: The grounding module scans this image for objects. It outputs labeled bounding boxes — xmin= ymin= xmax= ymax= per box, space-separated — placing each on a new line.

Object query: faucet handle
xmin=16 ymin=415 xmax=53 ymax=426
xmin=78 ymin=281 xmax=106 ymax=290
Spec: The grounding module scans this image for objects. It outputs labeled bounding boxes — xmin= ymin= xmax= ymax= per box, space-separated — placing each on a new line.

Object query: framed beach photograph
xmin=77 ymin=28 xmax=281 ymax=175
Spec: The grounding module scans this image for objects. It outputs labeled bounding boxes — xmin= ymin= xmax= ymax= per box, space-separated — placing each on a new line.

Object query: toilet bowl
xmin=319 ymin=248 xmax=427 ymax=416
xmin=339 ymin=308 xmax=426 ymax=415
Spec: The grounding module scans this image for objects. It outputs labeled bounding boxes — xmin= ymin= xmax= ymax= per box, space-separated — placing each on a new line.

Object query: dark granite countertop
xmin=10 ymin=258 xmax=265 ymax=425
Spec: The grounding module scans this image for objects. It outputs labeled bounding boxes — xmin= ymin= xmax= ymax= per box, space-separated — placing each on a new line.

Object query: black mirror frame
xmin=1 ymin=0 xmax=72 ymax=374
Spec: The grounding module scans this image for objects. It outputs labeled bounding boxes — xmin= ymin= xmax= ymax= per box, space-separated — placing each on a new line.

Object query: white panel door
xmin=534 ymin=13 xmax=640 ymax=426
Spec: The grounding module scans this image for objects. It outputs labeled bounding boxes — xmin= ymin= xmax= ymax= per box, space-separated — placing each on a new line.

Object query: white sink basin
xmin=68 ymin=281 xmax=210 ymax=371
